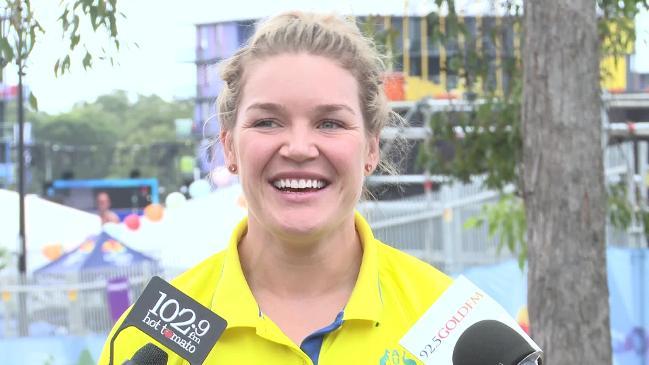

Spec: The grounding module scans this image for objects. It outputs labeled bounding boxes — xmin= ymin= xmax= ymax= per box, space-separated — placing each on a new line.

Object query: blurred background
xmin=0 ymin=0 xmax=648 ymax=364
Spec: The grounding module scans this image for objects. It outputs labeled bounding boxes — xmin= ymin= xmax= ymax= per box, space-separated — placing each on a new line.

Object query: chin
xmin=271 ymin=212 xmax=332 ymax=239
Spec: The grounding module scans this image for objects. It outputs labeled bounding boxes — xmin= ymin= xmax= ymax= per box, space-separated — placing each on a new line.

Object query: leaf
xmin=28 ymin=92 xmax=38 ymax=111
xmin=54 ymin=59 xmax=60 ymax=76
xmin=0 ymin=36 xmax=15 ymax=63
xmin=70 ymin=34 xmax=81 ymax=50
xmin=89 ymin=5 xmax=99 ymax=30
xmin=61 ymin=55 xmax=71 ymax=75
xmin=59 ymin=8 xmax=70 ymax=31
xmin=72 ymin=14 xmax=80 ymax=35
xmin=517 ymin=252 xmax=526 ymax=270
xmin=82 ymin=51 xmax=92 ymax=70
xmin=110 ymin=15 xmax=118 ymax=38
xmin=463 ymin=216 xmax=484 ymax=229
xmin=98 ymin=0 xmax=106 ymax=15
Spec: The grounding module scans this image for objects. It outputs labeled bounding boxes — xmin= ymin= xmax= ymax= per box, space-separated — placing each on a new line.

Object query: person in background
xmin=96 ymin=191 xmax=120 ymax=224
xmin=100 ymin=11 xmax=451 ymax=364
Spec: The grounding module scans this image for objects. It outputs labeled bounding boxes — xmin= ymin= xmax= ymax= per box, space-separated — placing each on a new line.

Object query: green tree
xmin=1 ymin=0 xmax=122 ymax=104
xmin=410 ymin=0 xmax=648 ymax=363
xmin=29 ymin=91 xmax=194 ymax=193
xmin=111 ymin=93 xmax=194 ymax=191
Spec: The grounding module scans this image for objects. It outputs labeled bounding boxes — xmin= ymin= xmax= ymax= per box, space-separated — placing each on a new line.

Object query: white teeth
xmin=272 ymin=178 xmax=327 ymax=190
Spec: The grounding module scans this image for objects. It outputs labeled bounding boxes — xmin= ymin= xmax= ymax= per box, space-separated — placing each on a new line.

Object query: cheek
xmin=329 ymin=143 xmax=365 ymax=179
xmin=235 ymin=135 xmax=274 ymax=173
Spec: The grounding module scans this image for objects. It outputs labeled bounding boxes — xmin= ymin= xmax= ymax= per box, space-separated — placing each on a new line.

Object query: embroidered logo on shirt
xmin=379 ymin=349 xmax=417 ymax=365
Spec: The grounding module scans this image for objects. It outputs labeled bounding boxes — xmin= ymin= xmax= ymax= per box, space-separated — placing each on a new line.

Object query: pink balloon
xmin=124 ymin=214 xmax=141 ymax=231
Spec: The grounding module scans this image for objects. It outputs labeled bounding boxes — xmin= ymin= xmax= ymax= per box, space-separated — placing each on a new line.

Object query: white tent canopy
xmin=0 ymin=189 xmax=102 ymax=272
xmin=103 ymin=184 xmax=247 ymax=272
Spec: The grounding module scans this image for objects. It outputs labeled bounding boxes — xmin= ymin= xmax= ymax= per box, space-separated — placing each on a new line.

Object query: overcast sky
xmin=3 ymin=1 xmax=648 ymax=114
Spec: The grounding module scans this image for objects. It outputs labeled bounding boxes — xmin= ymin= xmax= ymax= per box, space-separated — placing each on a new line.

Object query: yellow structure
xmin=370 ymin=15 xmax=632 ymax=101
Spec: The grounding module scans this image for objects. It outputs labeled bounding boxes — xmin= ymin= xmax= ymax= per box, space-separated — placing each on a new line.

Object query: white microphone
xmin=399 ymin=275 xmax=542 ymax=365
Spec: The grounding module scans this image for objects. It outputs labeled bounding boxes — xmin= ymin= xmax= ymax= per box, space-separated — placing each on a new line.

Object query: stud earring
xmin=364 ymin=163 xmax=373 ymax=174
xmin=228 ymin=164 xmax=238 ymax=173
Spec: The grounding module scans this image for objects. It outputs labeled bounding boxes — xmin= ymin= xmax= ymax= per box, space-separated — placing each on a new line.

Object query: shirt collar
xmin=343 ymin=211 xmax=383 ymax=324
xmin=210 ymin=216 xmax=260 ymax=328
xmin=210 ymin=211 xmax=384 ymax=328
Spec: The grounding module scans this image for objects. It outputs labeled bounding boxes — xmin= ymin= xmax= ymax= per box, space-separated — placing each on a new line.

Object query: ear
xmin=220 ymin=129 xmax=236 ymax=167
xmin=365 ymin=133 xmax=380 ymax=174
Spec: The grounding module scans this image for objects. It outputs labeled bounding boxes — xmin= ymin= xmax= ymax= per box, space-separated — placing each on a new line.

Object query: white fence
xmin=0 ymin=264 xmax=161 ymax=338
xmin=360 ymin=141 xmax=642 ymax=273
xmin=0 ymin=142 xmax=642 ymax=338
xmin=360 ymin=177 xmax=505 ymax=274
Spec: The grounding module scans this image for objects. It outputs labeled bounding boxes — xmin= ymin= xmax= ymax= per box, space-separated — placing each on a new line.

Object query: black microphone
xmin=122 ymin=343 xmax=168 ymax=365
xmin=109 ymin=276 xmax=227 ymax=365
xmin=452 ymin=320 xmax=542 ymax=365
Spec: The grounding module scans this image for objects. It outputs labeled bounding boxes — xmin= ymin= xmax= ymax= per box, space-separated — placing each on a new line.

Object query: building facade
xmin=194 ymin=13 xmax=642 ymax=181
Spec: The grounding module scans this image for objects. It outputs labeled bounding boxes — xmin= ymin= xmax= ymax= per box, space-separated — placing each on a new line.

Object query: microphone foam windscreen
xmin=131 ymin=343 xmax=169 ymax=365
xmin=452 ymin=320 xmax=535 ymax=365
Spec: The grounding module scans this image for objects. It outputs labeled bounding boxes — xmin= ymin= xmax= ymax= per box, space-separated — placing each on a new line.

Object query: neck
xmin=239 ymin=215 xmax=362 ymax=299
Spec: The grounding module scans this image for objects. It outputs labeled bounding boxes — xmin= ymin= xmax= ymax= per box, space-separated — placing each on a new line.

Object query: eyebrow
xmin=245 ymin=102 xmax=356 ymax=116
xmin=245 ymin=102 xmax=288 ymax=114
xmin=313 ymin=104 xmax=356 ymax=116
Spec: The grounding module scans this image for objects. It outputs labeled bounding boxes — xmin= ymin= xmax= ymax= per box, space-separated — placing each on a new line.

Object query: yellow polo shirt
xmin=99 ymin=212 xmax=451 ymax=365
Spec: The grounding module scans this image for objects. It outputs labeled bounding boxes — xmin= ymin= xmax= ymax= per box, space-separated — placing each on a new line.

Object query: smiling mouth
xmin=271 ymin=178 xmax=329 ymax=192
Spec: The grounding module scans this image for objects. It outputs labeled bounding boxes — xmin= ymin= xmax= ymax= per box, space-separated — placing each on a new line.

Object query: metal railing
xmin=0 ymin=142 xmax=641 ymax=338
xmin=0 ymin=264 xmax=161 ymax=338
xmin=360 ymin=141 xmax=641 ymax=274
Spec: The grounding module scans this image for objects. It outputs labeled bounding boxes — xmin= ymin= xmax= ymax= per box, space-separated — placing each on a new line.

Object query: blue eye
xmin=254 ymin=119 xmax=277 ymax=128
xmin=319 ymin=120 xmax=341 ymax=129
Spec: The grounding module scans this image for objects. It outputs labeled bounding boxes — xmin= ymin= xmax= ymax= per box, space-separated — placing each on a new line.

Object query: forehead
xmin=238 ymin=53 xmax=361 ymax=115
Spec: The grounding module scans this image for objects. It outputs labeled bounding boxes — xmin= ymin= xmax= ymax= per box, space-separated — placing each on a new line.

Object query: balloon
xmin=211 ymin=166 xmax=235 ymax=188
xmin=144 ymin=203 xmax=164 ymax=222
xmin=124 ymin=214 xmax=141 ymax=231
xmin=165 ymin=192 xmax=187 ymax=209
xmin=189 ymin=179 xmax=211 ymax=199
xmin=42 ymin=243 xmax=63 ymax=261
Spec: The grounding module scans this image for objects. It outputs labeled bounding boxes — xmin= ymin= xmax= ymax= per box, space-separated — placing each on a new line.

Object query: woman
xmin=100 ymin=12 xmax=451 ymax=364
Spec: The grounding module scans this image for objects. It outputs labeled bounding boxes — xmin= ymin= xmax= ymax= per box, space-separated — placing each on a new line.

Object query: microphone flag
xmin=110 ymin=276 xmax=227 ymax=365
xmin=399 ymin=275 xmax=542 ymax=364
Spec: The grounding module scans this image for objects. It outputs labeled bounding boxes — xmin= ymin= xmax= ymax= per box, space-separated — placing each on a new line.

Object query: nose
xmin=279 ymin=123 xmax=319 ymax=162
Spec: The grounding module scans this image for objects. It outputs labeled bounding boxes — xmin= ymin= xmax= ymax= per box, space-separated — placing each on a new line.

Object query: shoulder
xmin=375 ymin=239 xmax=452 ymax=314
xmin=98 ymin=249 xmax=229 ymax=365
xmin=169 ymin=250 xmax=229 ymax=307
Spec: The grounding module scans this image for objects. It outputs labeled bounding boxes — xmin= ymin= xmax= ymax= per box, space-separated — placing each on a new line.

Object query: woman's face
xmin=222 ymin=53 xmax=379 ymax=240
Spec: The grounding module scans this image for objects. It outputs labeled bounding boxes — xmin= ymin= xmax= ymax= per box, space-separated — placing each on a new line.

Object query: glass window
xmin=237 ymin=19 xmax=256 ymax=44
xmin=409 ymin=17 xmax=421 ymax=55
xmin=428 ymin=55 xmax=440 ymax=83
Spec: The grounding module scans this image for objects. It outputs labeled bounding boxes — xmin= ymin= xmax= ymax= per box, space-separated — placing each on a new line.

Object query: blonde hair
xmin=218 ymin=12 xmax=392 ymax=132
xmin=215 ymin=11 xmax=406 ymax=176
